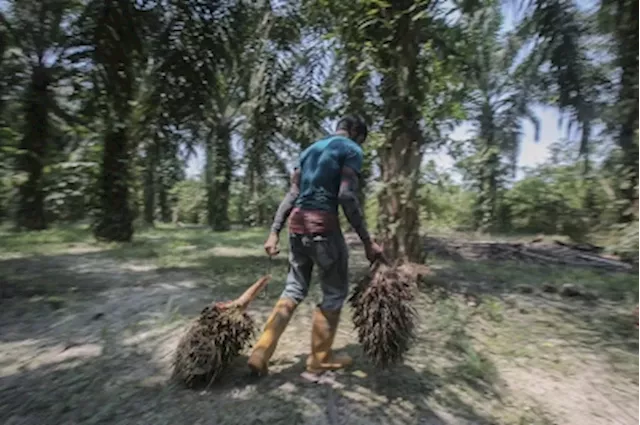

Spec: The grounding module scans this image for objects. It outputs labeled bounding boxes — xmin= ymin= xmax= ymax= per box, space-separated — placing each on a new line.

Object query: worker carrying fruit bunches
xmin=247 ymin=114 xmax=384 ymax=377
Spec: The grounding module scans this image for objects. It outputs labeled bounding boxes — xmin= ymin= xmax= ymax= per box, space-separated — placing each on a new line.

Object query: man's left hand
xmin=365 ymin=240 xmax=384 ymax=264
xmin=264 ymin=232 xmax=280 ymax=257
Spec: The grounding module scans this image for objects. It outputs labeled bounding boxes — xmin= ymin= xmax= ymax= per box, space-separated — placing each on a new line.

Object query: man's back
xmin=295 ymin=135 xmax=363 ymax=213
xmin=287 ymin=134 xmax=363 ymax=235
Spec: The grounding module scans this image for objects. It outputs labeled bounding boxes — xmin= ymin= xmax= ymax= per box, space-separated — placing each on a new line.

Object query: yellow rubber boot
xmin=247 ymin=297 xmax=297 ymax=376
xmin=305 ymin=308 xmax=353 ymax=374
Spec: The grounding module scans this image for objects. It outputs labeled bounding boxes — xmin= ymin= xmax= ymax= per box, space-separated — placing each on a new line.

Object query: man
xmin=247 ymin=114 xmax=383 ymax=376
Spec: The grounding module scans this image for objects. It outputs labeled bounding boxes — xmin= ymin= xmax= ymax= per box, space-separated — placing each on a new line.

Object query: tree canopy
xmin=0 ymin=0 xmax=636 ymax=262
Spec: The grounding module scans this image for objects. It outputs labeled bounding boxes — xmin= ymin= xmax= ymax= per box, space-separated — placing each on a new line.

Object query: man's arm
xmin=270 ymin=168 xmax=301 ymax=234
xmin=338 ymin=166 xmax=371 ymax=246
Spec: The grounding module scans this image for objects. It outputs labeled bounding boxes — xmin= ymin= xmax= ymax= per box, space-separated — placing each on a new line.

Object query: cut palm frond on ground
xmin=172 ymin=275 xmax=271 ymax=388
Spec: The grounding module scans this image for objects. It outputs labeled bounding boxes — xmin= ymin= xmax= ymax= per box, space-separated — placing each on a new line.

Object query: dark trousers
xmin=280 ymin=231 xmax=349 ymax=311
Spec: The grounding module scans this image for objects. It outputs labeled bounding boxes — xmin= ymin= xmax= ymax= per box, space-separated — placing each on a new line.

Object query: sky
xmin=422 ymin=105 xmax=565 ymax=180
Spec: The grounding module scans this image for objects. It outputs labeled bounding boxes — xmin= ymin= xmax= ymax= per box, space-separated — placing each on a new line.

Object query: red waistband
xmin=288 ymin=207 xmax=339 ymax=234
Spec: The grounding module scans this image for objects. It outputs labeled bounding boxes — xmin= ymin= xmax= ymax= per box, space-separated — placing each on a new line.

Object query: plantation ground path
xmin=1 ymin=226 xmax=637 ymax=425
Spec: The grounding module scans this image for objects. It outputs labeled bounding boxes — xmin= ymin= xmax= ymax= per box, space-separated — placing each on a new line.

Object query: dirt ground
xmin=0 ymin=226 xmax=637 ymax=425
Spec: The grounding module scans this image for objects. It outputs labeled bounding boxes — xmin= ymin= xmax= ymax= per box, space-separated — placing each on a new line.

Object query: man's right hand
xmin=364 ymin=240 xmax=384 ymax=264
xmin=264 ymin=232 xmax=280 ymax=257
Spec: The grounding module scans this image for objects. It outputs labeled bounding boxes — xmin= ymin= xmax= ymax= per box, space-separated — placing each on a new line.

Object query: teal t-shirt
xmin=294 ymin=135 xmax=364 ymax=213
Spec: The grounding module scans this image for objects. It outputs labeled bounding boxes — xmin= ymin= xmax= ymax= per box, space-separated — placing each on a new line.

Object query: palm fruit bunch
xmin=349 ymin=259 xmax=418 ymax=368
xmin=172 ymin=275 xmax=270 ymax=388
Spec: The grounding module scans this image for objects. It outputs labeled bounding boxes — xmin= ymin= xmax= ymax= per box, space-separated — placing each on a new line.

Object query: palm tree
xmin=204 ymin=3 xmax=325 ymax=230
xmin=599 ymin=0 xmax=638 ymax=222
xmin=299 ymin=0 xmax=473 ymax=262
xmin=85 ymin=0 xmax=244 ymax=239
xmin=520 ymin=0 xmax=637 ymax=222
xmin=1 ymin=0 xmax=82 ymax=230
xmin=462 ymin=7 xmax=539 ymax=231
xmin=86 ymin=0 xmax=146 ymax=241
xmin=242 ymin=51 xmax=293 ymax=225
xmin=359 ymin=1 xmax=472 ymax=262
xmin=186 ymin=3 xmax=273 ymax=231
xmin=241 ymin=7 xmax=331 ymax=226
xmin=302 ymin=0 xmax=374 ymax=223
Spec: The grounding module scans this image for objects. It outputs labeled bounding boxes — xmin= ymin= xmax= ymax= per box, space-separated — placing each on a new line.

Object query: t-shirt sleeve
xmin=343 ymin=144 xmax=364 ymax=175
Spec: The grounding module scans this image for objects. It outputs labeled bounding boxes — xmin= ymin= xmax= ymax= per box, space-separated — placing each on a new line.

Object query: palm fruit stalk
xmin=172 ymin=275 xmax=271 ymax=388
xmin=349 ymin=259 xmax=418 ymax=368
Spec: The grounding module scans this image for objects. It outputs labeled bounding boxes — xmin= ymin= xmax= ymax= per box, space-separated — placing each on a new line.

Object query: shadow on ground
xmin=0 ymin=333 xmax=290 ymax=425
xmin=169 ymin=340 xmax=502 ymax=425
xmin=0 ymin=249 xmax=288 ymax=299
xmin=0 ymin=333 xmax=501 ymax=425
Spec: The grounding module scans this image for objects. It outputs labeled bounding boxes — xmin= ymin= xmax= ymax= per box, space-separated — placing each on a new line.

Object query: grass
xmin=429 ymin=258 xmax=638 ymax=302
xmin=477 ymin=295 xmax=505 ymax=323
xmin=416 ymin=246 xmax=638 ymax=423
xmin=431 ymin=298 xmax=500 ymax=387
xmin=0 ymin=224 xmax=92 ymax=256
xmin=0 ymin=223 xmax=275 ymax=255
xmin=0 ymin=223 xmax=289 ymax=294
xmin=1 ymin=224 xmax=637 ymax=425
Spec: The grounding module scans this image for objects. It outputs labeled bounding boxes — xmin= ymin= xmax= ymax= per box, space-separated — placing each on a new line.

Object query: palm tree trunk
xmin=158 ymin=183 xmax=171 ymax=223
xmin=211 ymin=123 xmax=232 ymax=231
xmin=246 ymin=136 xmax=266 ymax=225
xmin=375 ymin=11 xmax=425 ymax=263
xmin=16 ymin=66 xmax=49 ymax=230
xmin=256 ymin=179 xmax=266 ymax=225
xmin=581 ymin=146 xmax=598 ymax=224
xmin=615 ymin=0 xmax=639 ymax=222
xmin=94 ymin=126 xmax=133 ymax=241
xmin=92 ymin=0 xmax=138 ymax=242
xmin=377 ymin=83 xmax=424 ymax=262
xmin=377 ymin=128 xmax=423 ymax=263
xmin=485 ymin=148 xmax=499 ymax=231
xmin=143 ymin=143 xmax=156 ymax=226
xmin=618 ymin=85 xmax=640 ymax=223
xmin=205 ymin=128 xmax=216 ymax=228
xmin=476 ymin=103 xmax=499 ymax=232
xmin=617 ymin=117 xmax=638 ymax=223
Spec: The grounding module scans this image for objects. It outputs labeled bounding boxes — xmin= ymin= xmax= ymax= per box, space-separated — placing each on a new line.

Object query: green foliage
xmin=609 ymin=223 xmax=640 ymax=265
xmin=170 ymin=177 xmax=284 ymax=228
xmin=43 ymin=160 xmax=99 ymax=222
xmin=0 ymin=127 xmax=21 ymax=222
xmin=505 ymin=163 xmax=589 ymax=237
xmin=520 ymin=0 xmax=638 ymax=222
xmin=171 ymin=180 xmax=207 ymax=225
xmin=502 ymin=140 xmax=629 ymax=240
xmin=232 ymin=181 xmax=285 ymax=227
xmin=419 ymin=161 xmax=476 ymax=230
xmin=518 ymin=0 xmax=600 ymax=153
xmin=415 ymin=140 xmax=633 ymax=246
